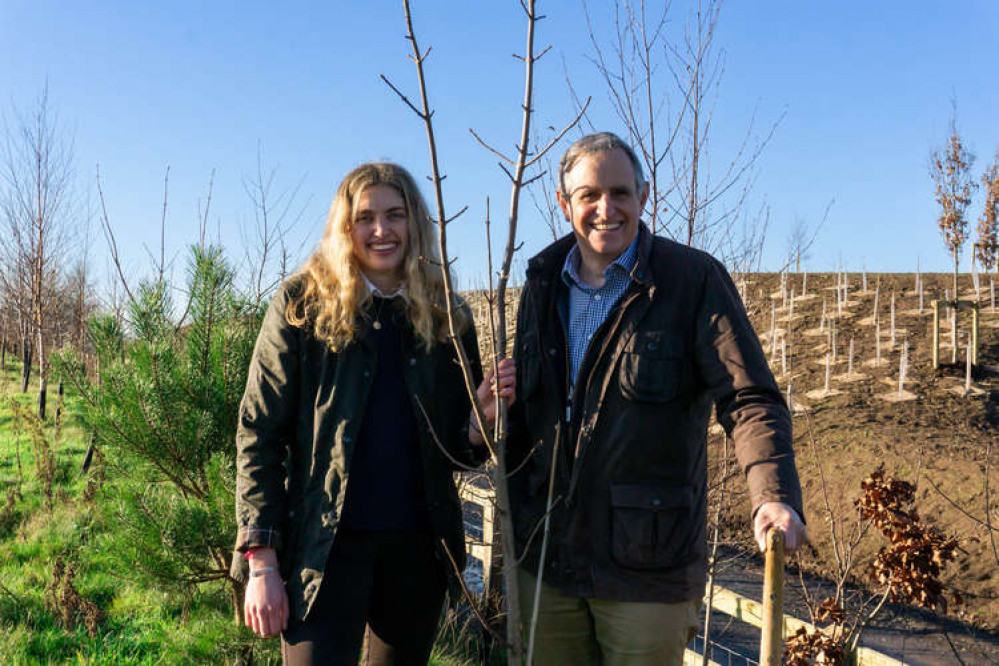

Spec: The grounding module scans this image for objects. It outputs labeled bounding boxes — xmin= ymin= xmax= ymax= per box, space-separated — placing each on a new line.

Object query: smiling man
xmin=507 ymin=132 xmax=806 ymax=665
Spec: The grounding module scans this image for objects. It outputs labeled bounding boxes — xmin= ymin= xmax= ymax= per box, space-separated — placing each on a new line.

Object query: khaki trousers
xmin=518 ymin=569 xmax=700 ymax=666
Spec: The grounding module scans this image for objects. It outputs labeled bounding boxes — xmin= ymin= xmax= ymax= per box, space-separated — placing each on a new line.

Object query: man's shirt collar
xmin=561 ymin=232 xmax=640 ymax=290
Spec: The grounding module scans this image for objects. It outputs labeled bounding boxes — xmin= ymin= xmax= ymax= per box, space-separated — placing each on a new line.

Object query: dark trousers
xmin=281 ymin=529 xmax=447 ymax=666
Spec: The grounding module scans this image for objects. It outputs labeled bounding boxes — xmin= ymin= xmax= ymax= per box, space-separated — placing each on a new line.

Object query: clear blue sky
xmin=3 ymin=1 xmax=998 ymax=294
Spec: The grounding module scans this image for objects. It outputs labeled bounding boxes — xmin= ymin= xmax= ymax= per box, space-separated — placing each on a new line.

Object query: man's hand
xmin=753 ymin=502 xmax=807 ymax=553
xmin=243 ymin=547 xmax=289 ymax=637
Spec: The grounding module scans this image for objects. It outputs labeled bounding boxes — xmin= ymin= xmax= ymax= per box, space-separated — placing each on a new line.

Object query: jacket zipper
xmin=565 ymin=285 xmax=650 ymax=506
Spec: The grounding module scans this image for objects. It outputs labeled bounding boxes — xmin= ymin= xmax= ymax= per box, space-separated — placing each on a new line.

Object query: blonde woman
xmin=233 ymin=162 xmax=514 ymax=665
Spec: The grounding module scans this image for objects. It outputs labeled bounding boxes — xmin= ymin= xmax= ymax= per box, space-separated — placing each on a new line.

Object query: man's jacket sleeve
xmin=694 ymin=259 xmax=804 ymax=522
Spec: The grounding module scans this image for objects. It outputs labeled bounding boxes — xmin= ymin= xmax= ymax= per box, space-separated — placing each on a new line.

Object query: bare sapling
xmin=862 ymin=265 xmax=867 ymax=292
xmin=0 ymin=86 xmax=74 ymax=420
xmin=382 ymin=2 xmax=587 ymax=661
xmin=802 ymin=268 xmax=808 ymax=297
xmin=526 ymin=424 xmax=561 ymax=665
xmin=820 ymin=298 xmax=826 ymax=334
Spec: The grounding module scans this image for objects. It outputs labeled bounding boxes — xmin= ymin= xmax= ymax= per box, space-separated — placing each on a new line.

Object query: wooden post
xmin=760 ymin=527 xmax=785 ymax=665
xmin=972 ymin=303 xmax=979 ymax=366
xmin=951 ymin=299 xmax=958 ymax=365
xmin=932 ymin=300 xmax=940 ymax=369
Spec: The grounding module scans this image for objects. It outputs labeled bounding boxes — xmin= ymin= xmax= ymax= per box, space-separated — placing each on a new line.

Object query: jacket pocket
xmin=619 ymin=336 xmax=681 ymax=402
xmin=609 ymin=482 xmax=696 ymax=570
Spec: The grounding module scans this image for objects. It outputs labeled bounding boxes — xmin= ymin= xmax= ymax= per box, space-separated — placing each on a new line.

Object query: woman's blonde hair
xmin=286 ymin=162 xmax=465 ymax=351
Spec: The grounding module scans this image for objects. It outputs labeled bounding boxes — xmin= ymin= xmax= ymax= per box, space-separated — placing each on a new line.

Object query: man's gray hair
xmin=558 ymin=132 xmax=646 ymax=198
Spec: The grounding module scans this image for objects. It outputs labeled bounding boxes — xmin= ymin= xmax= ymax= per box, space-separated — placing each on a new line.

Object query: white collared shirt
xmin=361 ymin=273 xmax=407 ymax=301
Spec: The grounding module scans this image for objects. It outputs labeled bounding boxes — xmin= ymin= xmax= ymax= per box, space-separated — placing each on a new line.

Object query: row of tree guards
xmin=736 ymin=267 xmax=995 ymax=410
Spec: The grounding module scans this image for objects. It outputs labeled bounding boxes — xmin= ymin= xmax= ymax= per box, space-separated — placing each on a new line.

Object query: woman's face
xmin=350 ymin=184 xmax=409 ymax=291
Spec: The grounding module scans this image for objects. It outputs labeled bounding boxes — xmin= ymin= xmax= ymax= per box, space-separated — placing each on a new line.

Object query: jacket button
xmin=343 ymin=435 xmax=352 ymax=444
xmin=647 ymin=342 xmax=659 ymax=351
xmin=409 ymin=358 xmax=417 ymax=366
xmin=364 ymin=370 xmax=371 ymax=378
xmin=651 ymin=497 xmax=662 ymax=507
xmin=548 ymin=348 xmax=556 ymax=357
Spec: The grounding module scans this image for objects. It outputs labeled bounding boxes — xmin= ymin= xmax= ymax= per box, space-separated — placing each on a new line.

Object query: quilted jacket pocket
xmin=609 ymin=482 xmax=696 ymax=570
xmin=620 ymin=334 xmax=683 ymax=402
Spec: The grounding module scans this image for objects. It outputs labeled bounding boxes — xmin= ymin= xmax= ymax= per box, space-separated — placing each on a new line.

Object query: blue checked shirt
xmin=561 ymin=234 xmax=640 ymax=387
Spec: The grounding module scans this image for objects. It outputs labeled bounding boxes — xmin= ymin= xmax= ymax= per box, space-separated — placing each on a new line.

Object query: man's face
xmin=557 ymin=148 xmax=648 ymax=269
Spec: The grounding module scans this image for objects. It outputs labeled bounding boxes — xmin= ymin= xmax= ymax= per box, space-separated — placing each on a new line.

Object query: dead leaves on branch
xmin=857 ymin=465 xmax=959 ymax=612
xmin=784 ymin=466 xmax=960 ymax=664
xmin=784 ymin=624 xmax=846 ymax=666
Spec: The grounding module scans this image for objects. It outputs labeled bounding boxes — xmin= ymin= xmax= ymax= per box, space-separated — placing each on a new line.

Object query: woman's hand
xmin=243 ymin=548 xmax=289 ymax=637
xmin=473 ymin=358 xmax=517 ymax=434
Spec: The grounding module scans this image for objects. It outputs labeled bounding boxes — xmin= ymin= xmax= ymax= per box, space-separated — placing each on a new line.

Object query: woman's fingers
xmin=244 ymin=575 xmax=289 ymax=637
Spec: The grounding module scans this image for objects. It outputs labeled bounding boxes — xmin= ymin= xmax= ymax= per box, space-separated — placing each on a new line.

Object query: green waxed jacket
xmin=231 ymin=280 xmax=485 ymax=621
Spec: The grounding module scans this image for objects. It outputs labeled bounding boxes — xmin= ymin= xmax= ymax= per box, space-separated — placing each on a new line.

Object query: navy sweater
xmin=339 ymin=298 xmax=431 ymax=531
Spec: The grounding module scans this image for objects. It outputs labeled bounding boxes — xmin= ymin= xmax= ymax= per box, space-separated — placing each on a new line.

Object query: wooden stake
xmin=760 ymin=527 xmax=785 ymax=666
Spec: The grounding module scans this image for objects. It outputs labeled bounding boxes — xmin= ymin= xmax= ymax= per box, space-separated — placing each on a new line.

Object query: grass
xmin=0 ymin=357 xmax=488 ymax=665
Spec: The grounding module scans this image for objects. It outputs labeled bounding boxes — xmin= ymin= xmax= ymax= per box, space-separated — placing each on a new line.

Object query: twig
xmin=95 ymin=165 xmax=137 ymax=307
xmin=523 ymin=99 xmax=590 ymax=169
xmin=513 ymin=496 xmax=564 ymax=567
xmin=413 ymin=393 xmax=491 ymax=469
xmin=382 ymin=0 xmax=492 ymax=451
xmin=941 ymin=630 xmax=968 ymax=666
xmin=527 ymin=421 xmax=561 ymax=665
xmin=469 ymin=128 xmax=514 ymax=165
xmin=439 ymin=538 xmax=508 ymax=647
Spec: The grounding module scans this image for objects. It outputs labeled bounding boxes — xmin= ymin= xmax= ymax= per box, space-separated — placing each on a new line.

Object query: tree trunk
xmin=231 ymin=577 xmax=246 ymax=626
xmin=55 ymin=380 xmax=64 ymax=430
xmin=952 ymin=255 xmax=959 ymax=364
xmin=20 ymin=346 xmax=32 ymax=393
xmin=38 ymin=375 xmax=47 ymax=421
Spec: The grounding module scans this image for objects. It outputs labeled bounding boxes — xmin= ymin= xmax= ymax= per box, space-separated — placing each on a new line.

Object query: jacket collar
xmin=526 ymin=222 xmax=655 ymax=287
